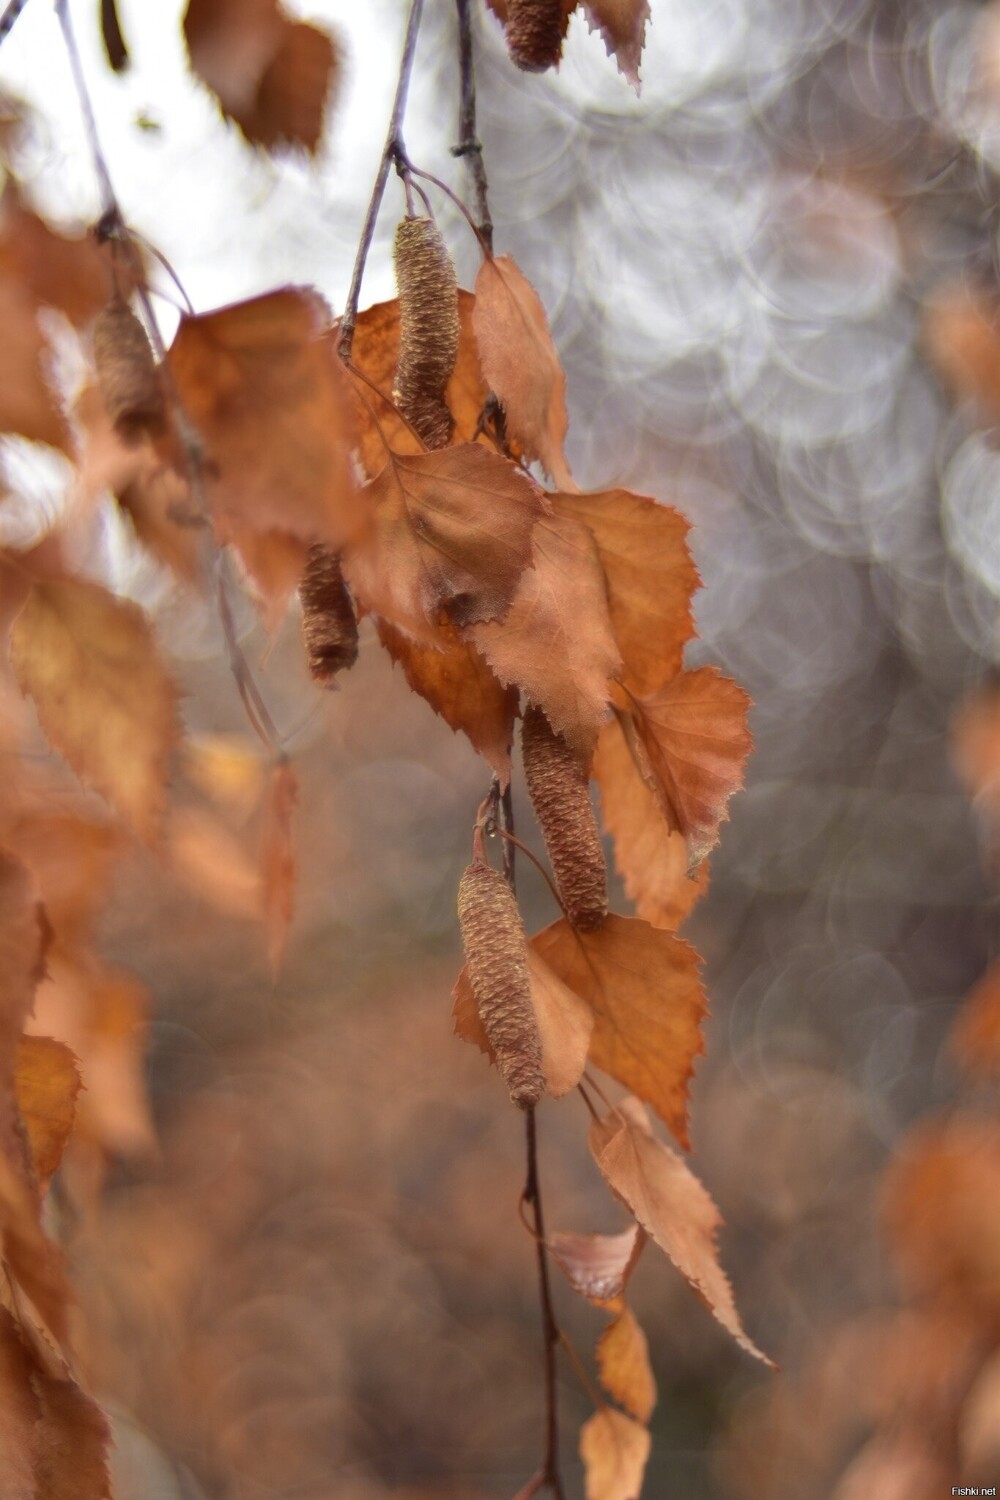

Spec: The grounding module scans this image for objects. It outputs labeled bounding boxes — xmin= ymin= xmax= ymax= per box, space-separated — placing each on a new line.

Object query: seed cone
xmin=522 ymin=703 xmax=608 ymax=931
xmin=299 ymin=544 xmax=359 ymax=685
xmin=93 ymin=298 xmax=164 ymax=441
xmin=505 ymin=0 xmax=568 ymax=72
xmin=458 ymin=858 xmax=544 ymax=1109
xmin=393 ymin=216 xmax=459 ymax=450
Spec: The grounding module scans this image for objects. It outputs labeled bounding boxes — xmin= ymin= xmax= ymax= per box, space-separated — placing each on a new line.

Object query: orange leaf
xmin=548 ymin=1225 xmax=646 ymax=1304
xmin=377 ymin=618 xmax=517 ymax=783
xmin=593 ymin=714 xmax=708 ymax=930
xmin=469 ymin=512 xmax=620 ymax=760
xmin=217 ymin=519 xmax=308 ymax=632
xmin=597 ymin=1302 xmax=657 ymax=1423
xmin=626 ymin=667 xmax=752 ymax=866
xmin=453 ymin=946 xmax=594 ymax=1098
xmin=169 ymin=806 xmax=262 ymax=920
xmin=952 ymin=961 xmax=1000 ymax=1079
xmin=184 ymin=0 xmax=340 ymax=155
xmin=0 ymin=812 xmax=121 ymax=949
xmin=579 ymin=1407 xmax=650 ymax=1500
xmin=581 ymin=0 xmax=651 ymax=91
xmin=346 ymin=293 xmax=488 ymax=478
xmin=554 ymin=489 xmax=699 ymax=695
xmin=0 ymin=188 xmax=107 ymax=451
xmin=165 ymin=288 xmax=359 ymax=549
xmin=181 ymin=733 xmax=266 ymax=821
xmin=0 ymin=1305 xmax=38 ymax=1499
xmin=0 ymin=849 xmax=47 ymax=1120
xmin=9 ymin=578 xmax=180 ymax=844
xmin=883 ymin=1117 xmax=1000 ymax=1319
xmin=923 ymin=280 xmax=1000 ymax=421
xmin=30 ymin=1362 xmax=112 ymax=1500
xmin=14 ymin=1037 xmax=80 ymax=1187
xmin=532 ymin=915 xmax=705 ymax=1148
xmin=260 ymin=759 xmax=297 ymax=972
xmin=589 ymin=1096 xmax=772 ymax=1365
xmin=473 ymin=254 xmax=573 ymax=489
xmin=342 ymin=444 xmax=542 ymax=642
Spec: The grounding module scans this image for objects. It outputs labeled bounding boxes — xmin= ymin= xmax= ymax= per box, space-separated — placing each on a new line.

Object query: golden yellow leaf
xmin=579 ymin=1407 xmax=650 ymax=1500
xmin=9 ymin=578 xmax=180 ymax=844
xmin=589 ymin=1097 xmax=772 ymax=1365
xmin=14 ymin=1037 xmax=80 ymax=1187
xmin=596 ymin=1303 xmax=657 ymax=1423
xmin=532 ymin=915 xmax=705 ymax=1148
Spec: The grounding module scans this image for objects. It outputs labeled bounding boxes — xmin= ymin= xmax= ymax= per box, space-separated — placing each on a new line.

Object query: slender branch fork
xmin=54 ymin=0 xmax=282 ymax=757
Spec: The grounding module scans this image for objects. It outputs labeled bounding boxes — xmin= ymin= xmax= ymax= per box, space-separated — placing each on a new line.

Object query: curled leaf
xmin=549 ymin=1225 xmax=646 ymax=1304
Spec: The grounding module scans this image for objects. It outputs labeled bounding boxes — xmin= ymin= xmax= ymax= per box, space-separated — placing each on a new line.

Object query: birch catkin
xmin=299 ymin=544 xmax=359 ymax=685
xmin=458 ymin=857 xmax=544 ymax=1109
xmin=93 ymin=298 xmax=164 ymax=440
xmin=505 ymin=0 xmax=567 ymax=72
xmin=393 ymin=216 xmax=459 ymax=450
xmin=522 ymin=703 xmax=608 ymax=931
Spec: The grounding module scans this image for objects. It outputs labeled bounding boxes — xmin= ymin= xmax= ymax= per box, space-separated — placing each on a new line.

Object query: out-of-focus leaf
xmin=579 ymin=1407 xmax=650 ymax=1500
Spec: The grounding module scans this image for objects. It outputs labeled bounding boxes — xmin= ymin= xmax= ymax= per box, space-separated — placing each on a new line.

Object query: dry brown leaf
xmin=169 ymin=806 xmax=261 ymax=920
xmin=593 ymin=714 xmax=709 ymax=929
xmin=0 ymin=812 xmax=120 ymax=949
xmin=30 ymin=1363 xmax=112 ymax=1500
xmin=554 ymin=489 xmax=699 ymax=695
xmin=32 ymin=953 xmax=154 ymax=1161
xmin=377 ymin=618 xmax=517 ymax=783
xmin=218 ymin=519 xmax=308 ymax=632
xmin=533 ymin=915 xmax=705 ymax=1148
xmin=14 ymin=1037 xmax=80 ymax=1186
xmin=597 ymin=1302 xmax=657 ymax=1423
xmin=626 ymin=667 xmax=752 ymax=867
xmin=165 ymin=287 xmax=360 ymax=549
xmin=580 ymin=0 xmax=651 ymax=90
xmin=590 ymin=1096 xmax=771 ymax=1365
xmin=0 ymin=189 xmax=107 ymax=451
xmin=883 ymin=1116 xmax=1000 ymax=1321
xmin=923 ymin=280 xmax=1000 ymax=421
xmin=0 ymin=1305 xmax=38 ymax=1500
xmin=579 ymin=1407 xmax=650 ymax=1500
xmin=260 ymin=759 xmax=297 ymax=972
xmin=951 ymin=960 xmax=1000 ymax=1079
xmin=9 ymin=577 xmax=180 ymax=844
xmin=343 ymin=444 xmax=542 ymax=642
xmin=115 ymin=464 xmax=203 ymax=584
xmin=548 ymin=1225 xmax=645 ymax=1304
xmin=453 ymin=946 xmax=594 ymax=1097
xmin=344 ymin=293 xmax=488 ymax=479
xmin=470 ymin=511 xmax=620 ymax=760
xmin=184 ymin=0 xmax=339 ymax=155
xmin=473 ymin=254 xmax=573 ymax=488
xmin=0 ymin=850 xmax=47 ymax=1153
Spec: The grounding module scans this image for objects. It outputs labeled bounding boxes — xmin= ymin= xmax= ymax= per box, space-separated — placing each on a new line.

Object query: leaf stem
xmin=338 ymin=0 xmax=425 ymax=360
xmin=54 ymin=0 xmax=283 ymax=758
xmin=0 ymin=0 xmax=32 ymax=50
xmin=453 ymin=0 xmax=493 ymax=251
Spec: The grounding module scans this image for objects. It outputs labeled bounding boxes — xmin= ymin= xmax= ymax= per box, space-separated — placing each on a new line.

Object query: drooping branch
xmin=54 ymin=0 xmax=283 ymax=758
xmin=338 ymin=0 xmax=426 ymax=360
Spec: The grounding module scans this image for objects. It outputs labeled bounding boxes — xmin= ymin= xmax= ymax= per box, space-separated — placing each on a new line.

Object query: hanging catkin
xmin=505 ymin=0 xmax=567 ymax=72
xmin=522 ymin=703 xmax=608 ymax=931
xmin=458 ymin=856 xmax=544 ymax=1109
xmin=93 ymin=297 xmax=164 ymax=440
xmin=299 ymin=544 xmax=359 ymax=685
xmin=392 ymin=216 xmax=459 ymax=450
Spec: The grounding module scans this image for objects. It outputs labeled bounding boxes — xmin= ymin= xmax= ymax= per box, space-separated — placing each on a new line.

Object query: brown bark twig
xmin=338 ymin=0 xmax=426 ymax=360
xmin=454 ymin=0 xmax=493 ymax=251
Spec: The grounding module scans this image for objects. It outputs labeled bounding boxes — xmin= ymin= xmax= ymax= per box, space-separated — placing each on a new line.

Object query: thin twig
xmin=0 ymin=0 xmax=32 ymax=50
xmin=338 ymin=0 xmax=425 ymax=360
xmin=453 ymin=0 xmax=493 ymax=251
xmin=55 ymin=0 xmax=282 ymax=757
xmin=522 ymin=1106 xmax=566 ymax=1499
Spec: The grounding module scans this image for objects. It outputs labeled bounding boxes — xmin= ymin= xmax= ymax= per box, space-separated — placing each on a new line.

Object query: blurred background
xmin=4 ymin=0 xmax=1000 ymax=1495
